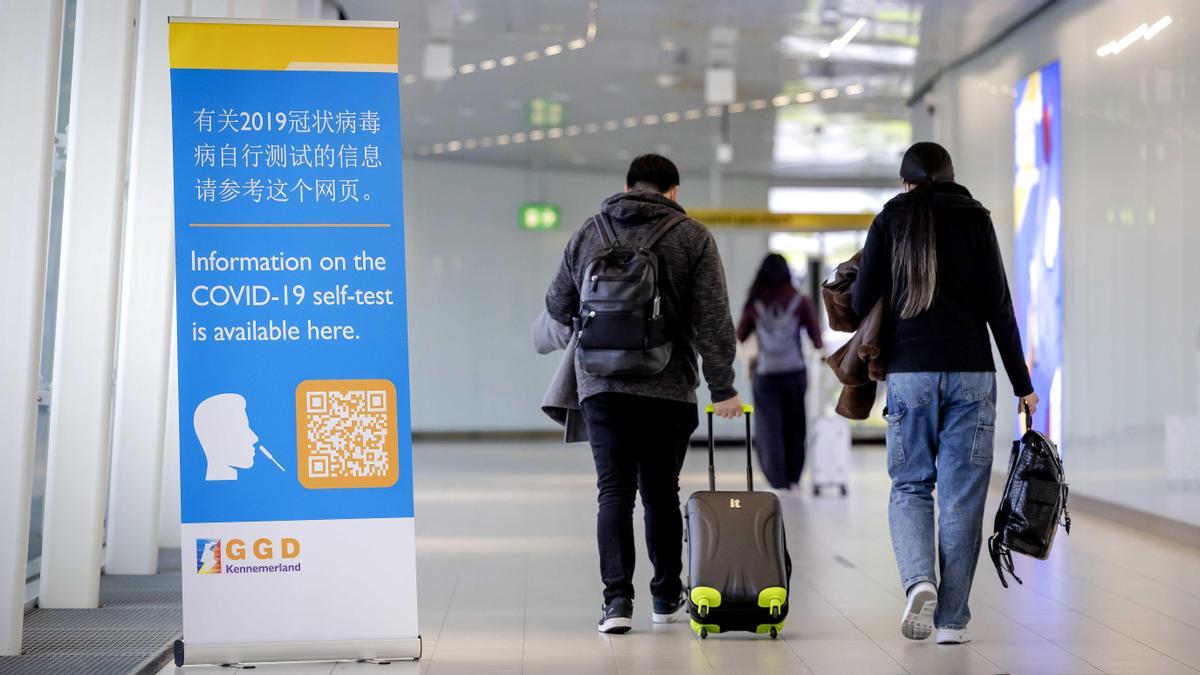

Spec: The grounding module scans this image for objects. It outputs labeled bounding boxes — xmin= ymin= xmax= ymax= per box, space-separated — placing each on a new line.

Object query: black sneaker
xmin=598 ymin=597 xmax=633 ymax=634
xmin=651 ymin=590 xmax=688 ymax=624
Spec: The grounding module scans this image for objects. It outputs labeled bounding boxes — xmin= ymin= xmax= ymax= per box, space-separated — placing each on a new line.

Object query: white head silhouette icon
xmin=194 ymin=393 xmax=259 ymax=481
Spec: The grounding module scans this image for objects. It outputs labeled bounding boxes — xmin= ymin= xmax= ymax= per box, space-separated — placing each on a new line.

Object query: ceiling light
xmin=402 ymin=74 xmax=417 ymax=85
xmin=642 ymin=114 xmax=660 ymax=125
xmin=623 ymin=117 xmax=639 ymax=128
xmin=496 ymin=135 xmax=511 ymax=145
xmin=464 ymin=139 xmax=477 ymax=149
xmin=447 ymin=140 xmax=462 ymax=152
xmin=432 ymin=143 xmax=445 ymax=154
xmin=566 ymin=125 xmax=581 ymax=136
xmin=479 ymin=59 xmax=496 ymax=70
xmin=524 ymin=51 xmax=539 ymax=61
xmin=500 ymin=55 xmax=517 ymax=66
xmin=547 ymin=128 xmax=563 ymax=138
xmin=820 ymin=88 xmax=839 ymax=99
xmin=459 ymin=63 xmax=476 ymax=74
xmin=772 ymin=95 xmax=790 ymax=107
xmin=749 ymin=99 xmax=768 ymax=110
xmin=661 ymin=38 xmax=676 ymax=51
xmin=729 ymin=102 xmax=746 ymax=113
xmin=568 ymin=38 xmax=587 ymax=50
xmin=544 ymin=44 xmax=564 ymax=56
xmin=512 ymin=132 xmax=528 ymax=143
xmin=603 ymin=120 xmax=619 ymax=131
xmin=585 ymin=123 xmax=601 ymax=133
xmin=684 ymin=109 xmax=702 ymax=120
xmin=655 ymin=73 xmax=679 ymax=88
xmin=705 ymin=105 xmax=722 ymax=117
xmin=820 ymin=17 xmax=868 ymax=59
xmin=1096 ymin=16 xmax=1172 ymax=56
xmin=662 ymin=112 xmax=681 ymax=123
xmin=529 ymin=130 xmax=546 ymax=141
xmin=844 ymin=83 xmax=865 ymax=95
xmin=795 ymin=92 xmax=815 ymax=103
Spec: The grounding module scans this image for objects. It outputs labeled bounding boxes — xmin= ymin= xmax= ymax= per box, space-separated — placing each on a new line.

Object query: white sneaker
xmin=936 ymin=628 xmax=970 ymax=644
xmin=900 ymin=581 xmax=937 ymax=640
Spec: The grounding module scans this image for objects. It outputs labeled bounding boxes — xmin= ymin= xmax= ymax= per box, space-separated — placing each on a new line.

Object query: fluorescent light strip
xmin=819 ymin=17 xmax=867 ymax=59
xmin=820 ymin=88 xmax=839 ymax=99
xmin=844 ymin=83 xmax=865 ymax=95
xmin=1096 ymin=15 xmax=1172 ymax=56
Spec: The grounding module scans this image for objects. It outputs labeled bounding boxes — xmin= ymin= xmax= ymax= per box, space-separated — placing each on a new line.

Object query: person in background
xmin=736 ymin=253 xmax=823 ymax=492
xmin=851 ymin=141 xmax=1037 ymax=645
xmin=544 ymin=153 xmax=743 ymax=634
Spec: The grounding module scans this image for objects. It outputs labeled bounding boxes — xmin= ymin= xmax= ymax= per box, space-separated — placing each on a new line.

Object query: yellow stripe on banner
xmin=688 ymin=210 xmax=874 ymax=231
xmin=169 ymin=20 xmax=398 ymax=72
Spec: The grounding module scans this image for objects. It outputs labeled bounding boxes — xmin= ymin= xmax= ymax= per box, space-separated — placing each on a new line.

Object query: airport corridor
xmin=159 ymin=440 xmax=1200 ymax=675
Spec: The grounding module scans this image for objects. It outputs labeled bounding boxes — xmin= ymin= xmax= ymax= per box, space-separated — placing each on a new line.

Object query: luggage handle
xmin=704 ymin=403 xmax=755 ymax=492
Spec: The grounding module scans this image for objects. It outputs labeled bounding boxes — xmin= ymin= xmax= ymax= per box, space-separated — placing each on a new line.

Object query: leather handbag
xmin=987 ymin=406 xmax=1072 ymax=588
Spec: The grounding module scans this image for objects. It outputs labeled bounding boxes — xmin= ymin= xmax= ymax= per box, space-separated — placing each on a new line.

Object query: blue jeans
xmin=885 ymin=371 xmax=996 ymax=630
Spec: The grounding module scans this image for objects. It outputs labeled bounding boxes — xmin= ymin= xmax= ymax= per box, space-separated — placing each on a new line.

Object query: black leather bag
xmin=988 ymin=410 xmax=1072 ymax=588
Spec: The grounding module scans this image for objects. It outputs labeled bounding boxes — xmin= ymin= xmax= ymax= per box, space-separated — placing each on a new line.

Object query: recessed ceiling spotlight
xmin=662 ymin=112 xmax=681 ymax=123
xmin=603 ymin=120 xmax=620 ymax=131
xmin=729 ymin=102 xmax=747 ymax=113
xmin=566 ymin=125 xmax=582 ymax=136
xmin=544 ymin=44 xmax=564 ymax=56
xmin=684 ymin=109 xmax=702 ymax=120
xmin=568 ymin=38 xmax=587 ymax=50
xmin=500 ymin=55 xmax=517 ymax=66
xmin=795 ymin=92 xmax=815 ymax=103
xmin=496 ymin=134 xmax=511 ymax=145
xmin=749 ymin=99 xmax=768 ymax=110
xmin=705 ymin=105 xmax=722 ymax=117
xmin=459 ymin=63 xmax=476 ymax=74
xmin=464 ymin=138 xmax=477 ymax=149
xmin=819 ymin=88 xmax=839 ymax=99
xmin=655 ymin=73 xmax=679 ymax=88
xmin=524 ymin=51 xmax=540 ymax=61
xmin=432 ymin=143 xmax=445 ymax=154
xmin=529 ymin=130 xmax=546 ymax=141
xmin=402 ymin=74 xmax=417 ymax=84
xmin=660 ymin=38 xmax=676 ymax=51
xmin=547 ymin=128 xmax=563 ymax=138
xmin=772 ymin=95 xmax=790 ymax=107
xmin=512 ymin=132 xmax=528 ymax=143
xmin=585 ymin=123 xmax=601 ymax=133
xmin=623 ymin=117 xmax=639 ymax=128
xmin=447 ymin=140 xmax=462 ymax=152
xmin=479 ymin=59 xmax=497 ymax=70
xmin=844 ymin=83 xmax=865 ymax=95
xmin=642 ymin=114 xmax=660 ymax=125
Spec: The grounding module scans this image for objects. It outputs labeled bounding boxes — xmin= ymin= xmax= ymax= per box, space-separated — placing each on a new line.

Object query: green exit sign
xmin=527 ymin=98 xmax=565 ymax=128
xmin=520 ymin=203 xmax=561 ymax=230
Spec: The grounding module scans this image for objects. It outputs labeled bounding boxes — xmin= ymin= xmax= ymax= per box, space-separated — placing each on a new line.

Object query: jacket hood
xmin=600 ymin=189 xmax=685 ymax=224
xmin=881 ymin=182 xmax=989 ymax=215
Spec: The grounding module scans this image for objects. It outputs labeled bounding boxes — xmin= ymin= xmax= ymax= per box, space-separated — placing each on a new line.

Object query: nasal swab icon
xmin=258 ymin=444 xmax=286 ymax=472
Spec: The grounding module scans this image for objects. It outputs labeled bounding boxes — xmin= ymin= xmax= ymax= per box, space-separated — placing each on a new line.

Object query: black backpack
xmin=574 ymin=212 xmax=687 ymax=376
xmin=988 ymin=416 xmax=1072 ymax=588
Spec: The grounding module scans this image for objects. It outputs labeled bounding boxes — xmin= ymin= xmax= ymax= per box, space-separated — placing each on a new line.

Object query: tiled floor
xmin=161 ymin=440 xmax=1200 ymax=675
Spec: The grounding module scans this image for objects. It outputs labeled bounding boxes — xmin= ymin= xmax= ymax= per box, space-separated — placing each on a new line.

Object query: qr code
xmin=296 ymin=379 xmax=399 ymax=489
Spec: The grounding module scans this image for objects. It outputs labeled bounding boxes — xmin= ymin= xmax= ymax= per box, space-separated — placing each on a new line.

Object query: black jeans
xmin=752 ymin=370 xmax=808 ymax=489
xmin=581 ymin=392 xmax=698 ymax=604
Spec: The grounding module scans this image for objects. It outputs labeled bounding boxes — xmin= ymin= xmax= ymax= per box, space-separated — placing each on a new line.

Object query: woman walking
xmin=852 ymin=142 xmax=1037 ymax=645
xmin=736 ymin=253 xmax=823 ymax=491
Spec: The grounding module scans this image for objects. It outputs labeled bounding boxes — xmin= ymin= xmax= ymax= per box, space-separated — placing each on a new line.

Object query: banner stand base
xmin=174 ymin=636 xmax=422 ymax=667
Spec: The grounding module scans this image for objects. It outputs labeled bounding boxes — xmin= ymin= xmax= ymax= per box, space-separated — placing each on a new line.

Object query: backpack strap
xmin=593 ymin=213 xmax=620 ymax=248
xmin=640 ymin=212 xmax=689 ymax=251
xmin=784 ymin=293 xmax=803 ymax=315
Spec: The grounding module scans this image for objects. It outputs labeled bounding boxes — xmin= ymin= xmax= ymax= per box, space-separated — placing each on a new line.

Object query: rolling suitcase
xmin=684 ymin=404 xmax=791 ymax=639
xmin=810 ymin=415 xmax=851 ymax=496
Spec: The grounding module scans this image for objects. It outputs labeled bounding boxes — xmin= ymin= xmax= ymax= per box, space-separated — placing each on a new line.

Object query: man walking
xmin=545 ymin=153 xmax=743 ymax=633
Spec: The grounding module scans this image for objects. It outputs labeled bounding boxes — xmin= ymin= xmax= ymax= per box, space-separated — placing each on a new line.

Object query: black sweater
xmin=851 ymin=183 xmax=1033 ymax=396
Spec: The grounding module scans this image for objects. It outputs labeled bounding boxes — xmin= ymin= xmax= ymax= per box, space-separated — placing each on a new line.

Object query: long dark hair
xmin=746 ymin=253 xmax=792 ymax=306
xmin=894 ymin=142 xmax=955 ymax=319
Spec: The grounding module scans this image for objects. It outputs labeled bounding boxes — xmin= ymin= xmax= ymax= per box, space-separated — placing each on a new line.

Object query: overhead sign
xmin=167 ymin=18 xmax=419 ymax=666
xmin=688 ymin=209 xmax=872 ymax=231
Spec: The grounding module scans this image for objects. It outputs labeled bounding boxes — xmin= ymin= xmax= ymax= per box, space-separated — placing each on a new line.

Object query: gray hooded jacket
xmin=545 ymin=190 xmax=738 ymax=405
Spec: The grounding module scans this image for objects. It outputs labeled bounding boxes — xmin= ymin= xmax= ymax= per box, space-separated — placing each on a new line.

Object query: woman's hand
xmin=1019 ymin=391 xmax=1039 ymax=418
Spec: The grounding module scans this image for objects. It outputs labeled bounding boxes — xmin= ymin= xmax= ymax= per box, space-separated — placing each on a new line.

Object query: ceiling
xmin=336 ymin=0 xmax=1050 ymax=183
